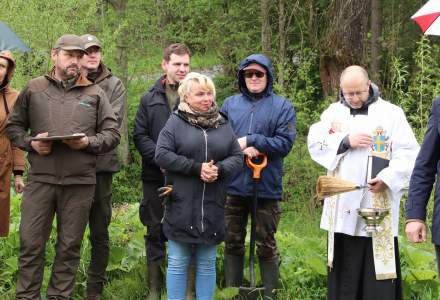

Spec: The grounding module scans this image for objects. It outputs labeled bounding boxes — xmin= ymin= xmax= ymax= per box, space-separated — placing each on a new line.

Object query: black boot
xmin=224 ymin=254 xmax=244 ymax=287
xmin=86 ymin=283 xmax=103 ymax=300
xmin=259 ymin=257 xmax=279 ymax=300
xmin=146 ymin=261 xmax=163 ymax=300
xmin=184 ymin=263 xmax=196 ymax=300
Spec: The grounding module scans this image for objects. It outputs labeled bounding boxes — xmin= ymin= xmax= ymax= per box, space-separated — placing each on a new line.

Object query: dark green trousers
xmin=224 ymin=196 xmax=281 ymax=259
xmin=86 ymin=172 xmax=113 ymax=295
xmin=16 ymin=181 xmax=94 ymax=300
xmin=140 ymin=181 xmax=167 ymax=263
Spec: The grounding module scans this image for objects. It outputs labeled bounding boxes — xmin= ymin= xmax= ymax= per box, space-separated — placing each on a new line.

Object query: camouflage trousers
xmin=224 ymin=196 xmax=281 ymax=260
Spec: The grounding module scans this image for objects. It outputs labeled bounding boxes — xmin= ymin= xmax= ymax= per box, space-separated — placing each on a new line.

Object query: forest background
xmin=2 ymin=0 xmax=440 ymax=299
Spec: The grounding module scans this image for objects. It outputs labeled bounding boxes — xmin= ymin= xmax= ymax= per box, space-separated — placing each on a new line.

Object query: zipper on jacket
xmin=161 ymin=204 xmax=167 ymax=224
xmin=244 ymin=107 xmax=255 ymax=192
xmin=247 ymin=108 xmax=254 ymax=135
xmin=56 ymin=89 xmax=66 ymax=183
xmin=197 ymin=125 xmax=208 ymax=233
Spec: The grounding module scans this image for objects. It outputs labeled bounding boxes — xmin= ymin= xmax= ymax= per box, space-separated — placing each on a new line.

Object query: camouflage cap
xmin=53 ymin=34 xmax=86 ymax=53
xmin=81 ymin=34 xmax=102 ymax=50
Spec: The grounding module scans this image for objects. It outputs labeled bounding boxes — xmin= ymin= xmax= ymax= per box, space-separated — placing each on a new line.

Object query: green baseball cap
xmin=81 ymin=34 xmax=102 ymax=50
xmin=53 ymin=34 xmax=86 ymax=53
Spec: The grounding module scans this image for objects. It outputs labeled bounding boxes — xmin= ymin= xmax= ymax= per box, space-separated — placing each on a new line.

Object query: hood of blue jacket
xmin=238 ymin=54 xmax=274 ymax=99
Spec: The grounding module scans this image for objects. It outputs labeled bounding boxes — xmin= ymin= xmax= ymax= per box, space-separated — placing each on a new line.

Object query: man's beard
xmin=61 ymin=64 xmax=79 ymax=79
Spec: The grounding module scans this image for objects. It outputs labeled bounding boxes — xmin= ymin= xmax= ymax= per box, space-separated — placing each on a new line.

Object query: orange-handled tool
xmin=241 ymin=153 xmax=268 ymax=293
xmin=245 ymin=153 xmax=268 ymax=180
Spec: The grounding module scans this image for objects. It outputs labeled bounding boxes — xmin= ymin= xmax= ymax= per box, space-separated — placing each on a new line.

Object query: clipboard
xmin=31 ymin=133 xmax=86 ymax=141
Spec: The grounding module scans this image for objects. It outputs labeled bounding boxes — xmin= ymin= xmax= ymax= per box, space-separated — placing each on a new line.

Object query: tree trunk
xmin=319 ymin=0 xmax=370 ymax=97
xmin=370 ymin=0 xmax=382 ymax=83
xmin=277 ymin=0 xmax=298 ymax=90
xmin=261 ymin=0 xmax=272 ymax=57
xmin=107 ymin=0 xmax=130 ymax=166
xmin=277 ymin=0 xmax=286 ymax=89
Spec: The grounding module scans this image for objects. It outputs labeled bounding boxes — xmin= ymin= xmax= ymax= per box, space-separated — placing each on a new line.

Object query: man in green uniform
xmin=7 ymin=34 xmax=120 ymax=300
xmin=80 ymin=33 xmax=127 ymax=300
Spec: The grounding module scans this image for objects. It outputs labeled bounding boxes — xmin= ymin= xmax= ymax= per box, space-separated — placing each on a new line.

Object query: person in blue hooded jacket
xmin=220 ymin=54 xmax=296 ymax=299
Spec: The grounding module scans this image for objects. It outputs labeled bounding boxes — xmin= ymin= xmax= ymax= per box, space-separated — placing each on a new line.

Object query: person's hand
xmin=367 ymin=177 xmax=387 ymax=193
xmin=31 ymin=132 xmax=53 ymax=155
xmin=237 ymin=137 xmax=247 ymax=150
xmin=14 ymin=175 xmax=24 ymax=193
xmin=63 ymin=133 xmax=89 ymax=150
xmin=348 ymin=133 xmax=372 ymax=149
xmin=201 ymin=160 xmax=218 ymax=182
xmin=243 ymin=146 xmax=260 ymax=158
xmin=405 ymin=220 xmax=426 ymax=243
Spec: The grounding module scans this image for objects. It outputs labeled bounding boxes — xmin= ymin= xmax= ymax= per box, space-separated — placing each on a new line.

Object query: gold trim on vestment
xmin=327 ymin=169 xmax=338 ymax=269
xmin=376 ymin=273 xmax=398 ymax=280
xmin=371 ymin=190 xmax=397 ymax=280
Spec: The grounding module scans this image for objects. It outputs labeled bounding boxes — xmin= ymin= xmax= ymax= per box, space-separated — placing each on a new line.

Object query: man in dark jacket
xmin=405 ymin=97 xmax=440 ymax=277
xmin=133 ymin=43 xmax=190 ymax=299
xmin=221 ymin=54 xmax=296 ymax=300
xmin=80 ymin=34 xmax=127 ymax=300
xmin=7 ymin=34 xmax=120 ymax=300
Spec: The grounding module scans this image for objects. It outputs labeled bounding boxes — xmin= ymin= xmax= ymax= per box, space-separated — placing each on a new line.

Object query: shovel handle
xmin=157 ymin=185 xmax=173 ymax=198
xmin=246 ymin=154 xmax=268 ymax=180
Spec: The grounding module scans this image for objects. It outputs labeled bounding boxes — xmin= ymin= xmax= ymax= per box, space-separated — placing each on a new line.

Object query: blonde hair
xmin=178 ymin=72 xmax=216 ymax=100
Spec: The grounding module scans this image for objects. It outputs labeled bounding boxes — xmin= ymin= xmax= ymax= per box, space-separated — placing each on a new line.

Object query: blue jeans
xmin=167 ymin=240 xmax=217 ymax=300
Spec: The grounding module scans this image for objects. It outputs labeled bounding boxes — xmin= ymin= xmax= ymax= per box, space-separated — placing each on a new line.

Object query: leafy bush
xmin=400 ymin=237 xmax=439 ymax=299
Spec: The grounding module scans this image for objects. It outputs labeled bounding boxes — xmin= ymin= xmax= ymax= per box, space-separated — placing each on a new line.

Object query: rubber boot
xmin=184 ymin=263 xmax=196 ymax=300
xmin=259 ymin=257 xmax=279 ymax=300
xmin=86 ymin=282 xmax=103 ymax=300
xmin=224 ymin=254 xmax=244 ymax=287
xmin=146 ymin=261 xmax=163 ymax=300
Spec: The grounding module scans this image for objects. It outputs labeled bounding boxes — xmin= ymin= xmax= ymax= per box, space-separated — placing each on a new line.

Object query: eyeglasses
xmin=342 ymin=90 xmax=368 ymax=99
xmin=244 ymin=70 xmax=266 ymax=79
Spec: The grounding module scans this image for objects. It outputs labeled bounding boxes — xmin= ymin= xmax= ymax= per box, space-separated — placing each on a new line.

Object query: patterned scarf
xmin=178 ymin=101 xmax=221 ymax=128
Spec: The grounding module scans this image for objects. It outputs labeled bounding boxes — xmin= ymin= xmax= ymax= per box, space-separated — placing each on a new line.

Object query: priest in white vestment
xmin=308 ymin=65 xmax=419 ymax=300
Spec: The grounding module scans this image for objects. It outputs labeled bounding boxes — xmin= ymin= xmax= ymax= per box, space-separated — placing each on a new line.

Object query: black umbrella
xmin=0 ymin=21 xmax=31 ymax=52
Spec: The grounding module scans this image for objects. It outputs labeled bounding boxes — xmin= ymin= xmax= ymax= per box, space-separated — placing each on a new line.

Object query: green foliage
xmin=276 ymin=229 xmax=327 ymax=300
xmin=400 ymin=237 xmax=440 ymax=299
xmin=404 ymin=36 xmax=440 ymax=138
xmin=156 ymin=0 xmax=223 ymax=51
xmin=214 ymin=287 xmax=239 ymax=299
xmin=383 ymin=36 xmax=440 ymax=140
xmin=0 ymin=196 xmax=20 ymax=298
xmin=275 ymin=47 xmax=328 ymax=137
xmin=3 ymin=0 xmax=97 ymax=89
xmin=214 ymin=74 xmax=237 ymax=106
xmin=111 ymin=78 xmax=146 ymax=204
xmin=211 ymin=1 xmax=260 ymax=77
xmin=383 ymin=55 xmax=410 ymax=106
xmin=3 ymin=190 xmax=440 ymax=299
xmin=283 ymin=140 xmax=324 ymax=217
xmin=112 ymin=160 xmax=142 ymax=204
